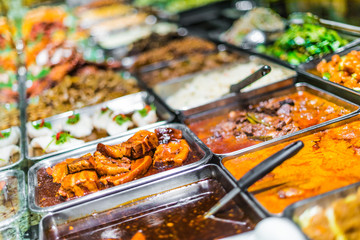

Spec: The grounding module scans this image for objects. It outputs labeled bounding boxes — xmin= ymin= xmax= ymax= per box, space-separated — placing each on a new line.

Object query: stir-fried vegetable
xmin=257 ymin=23 xmax=348 ymax=65
xmin=134 ymin=0 xmax=222 ymax=13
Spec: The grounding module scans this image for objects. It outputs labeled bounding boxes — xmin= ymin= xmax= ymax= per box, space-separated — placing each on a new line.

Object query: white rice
xmin=166 ymin=62 xmax=295 ymax=109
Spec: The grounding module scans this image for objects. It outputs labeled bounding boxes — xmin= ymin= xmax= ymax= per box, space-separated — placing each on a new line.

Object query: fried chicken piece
xmin=93 ymin=151 xmax=131 ymax=175
xmin=47 ymin=161 xmax=68 ymax=183
xmin=153 ymin=139 xmax=190 ymax=169
xmin=67 ymin=153 xmax=95 ymax=174
xmin=97 ymin=130 xmax=158 ymax=159
xmin=58 ymin=170 xmax=99 ymax=198
xmin=100 ymin=156 xmax=152 ymax=186
xmin=155 ymin=128 xmax=182 ymax=144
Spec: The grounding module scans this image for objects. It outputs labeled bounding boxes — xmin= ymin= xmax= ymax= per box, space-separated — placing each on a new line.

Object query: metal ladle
xmin=229 ymin=65 xmax=271 ymax=94
xmin=204 ymin=140 xmax=304 ymax=218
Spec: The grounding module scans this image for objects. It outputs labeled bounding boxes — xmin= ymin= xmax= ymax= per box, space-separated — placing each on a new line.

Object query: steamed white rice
xmin=166 ymin=62 xmax=295 ymax=109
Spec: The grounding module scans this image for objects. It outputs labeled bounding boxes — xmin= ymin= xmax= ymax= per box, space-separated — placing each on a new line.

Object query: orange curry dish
xmin=188 ymin=91 xmax=349 ymax=154
xmin=316 ymin=50 xmax=360 ymax=90
xmin=223 ymin=120 xmax=360 ymax=214
xmin=37 ymin=128 xmax=202 ymax=207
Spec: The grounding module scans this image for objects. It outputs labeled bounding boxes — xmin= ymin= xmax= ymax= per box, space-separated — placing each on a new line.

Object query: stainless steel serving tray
xmin=39 ymin=164 xmax=265 ymax=240
xmin=28 ymin=123 xmax=212 ymax=214
xmin=298 ymin=45 xmax=360 ymax=104
xmin=283 ymin=181 xmax=360 ymax=240
xmin=219 ymin=111 xmax=360 ymax=217
xmin=25 ymin=91 xmax=175 ymax=162
xmin=0 ymin=69 xmax=25 ymax=172
xmin=214 ymin=19 xmax=360 ymax=69
xmin=183 ymin=82 xmax=359 ymax=157
xmin=0 ymin=170 xmax=27 ymax=229
xmin=152 ymin=56 xmax=297 ymax=117
xmin=0 ymin=126 xmax=25 ymax=172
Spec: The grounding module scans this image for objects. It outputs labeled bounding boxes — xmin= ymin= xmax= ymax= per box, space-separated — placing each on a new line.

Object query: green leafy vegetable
xmin=257 ymin=23 xmax=348 ymax=65
xmin=27 ymin=67 xmax=51 ymax=82
xmin=137 ymin=104 xmax=156 ymax=117
xmin=0 ymin=129 xmax=11 ymax=139
xmin=66 ymin=114 xmax=80 ymax=125
xmin=32 ymin=119 xmax=52 ymax=130
xmin=113 ymin=114 xmax=130 ymax=126
xmin=53 ymin=131 xmax=72 ymax=145
xmin=322 ymin=72 xmax=331 ymax=80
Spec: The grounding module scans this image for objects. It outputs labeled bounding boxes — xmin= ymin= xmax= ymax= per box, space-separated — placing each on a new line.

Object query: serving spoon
xmin=204 ymin=140 xmax=304 ymax=218
xmin=229 ymin=65 xmax=271 ymax=94
xmin=289 ymin=12 xmax=360 ymax=36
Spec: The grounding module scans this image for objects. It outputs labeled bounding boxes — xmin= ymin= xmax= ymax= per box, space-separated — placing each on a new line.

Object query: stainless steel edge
xmin=283 ymin=181 xmax=360 ymax=240
xmin=152 ymin=56 xmax=297 ymax=117
xmin=28 ymin=123 xmax=212 ymax=214
xmin=39 ymin=163 xmax=265 ymax=240
xmin=26 ymin=91 xmax=176 ymax=162
xmin=218 ymin=111 xmax=360 ymax=217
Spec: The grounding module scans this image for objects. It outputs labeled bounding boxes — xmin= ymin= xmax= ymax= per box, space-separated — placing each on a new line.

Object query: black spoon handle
xmin=237 ymin=141 xmax=304 ymax=190
xmin=229 ymin=65 xmax=271 ymax=93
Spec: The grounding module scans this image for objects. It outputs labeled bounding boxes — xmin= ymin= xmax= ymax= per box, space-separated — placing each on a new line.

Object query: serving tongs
xmin=204 ymin=140 xmax=304 ymax=218
xmin=289 ymin=12 xmax=360 ymax=36
xmin=229 ymin=65 xmax=271 ymax=94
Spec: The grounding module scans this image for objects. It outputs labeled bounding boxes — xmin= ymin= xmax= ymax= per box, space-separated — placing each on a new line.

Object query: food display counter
xmin=1 ymin=0 xmax=360 ymax=239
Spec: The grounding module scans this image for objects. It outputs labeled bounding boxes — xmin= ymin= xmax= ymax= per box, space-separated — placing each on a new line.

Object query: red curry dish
xmin=188 ymin=91 xmax=349 ymax=154
xmin=37 ymin=128 xmax=202 ymax=207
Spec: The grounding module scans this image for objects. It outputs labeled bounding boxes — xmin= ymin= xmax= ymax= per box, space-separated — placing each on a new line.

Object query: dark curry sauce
xmin=44 ymin=179 xmax=256 ymax=240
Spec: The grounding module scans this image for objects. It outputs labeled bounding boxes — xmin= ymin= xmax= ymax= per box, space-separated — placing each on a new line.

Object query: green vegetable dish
xmin=257 ymin=24 xmax=349 ymax=65
xmin=134 ymin=0 xmax=222 ymax=13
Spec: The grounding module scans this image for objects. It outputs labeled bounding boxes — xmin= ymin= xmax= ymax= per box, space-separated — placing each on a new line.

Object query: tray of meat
xmin=136 ymin=46 xmax=244 ymax=88
xmin=129 ymin=36 xmax=218 ymax=73
xmin=28 ymin=124 xmax=212 ymax=213
xmin=39 ymin=164 xmax=264 ymax=240
xmin=185 ymin=82 xmax=358 ymax=156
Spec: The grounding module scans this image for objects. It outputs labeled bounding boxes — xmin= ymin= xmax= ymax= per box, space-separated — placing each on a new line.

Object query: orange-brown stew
xmin=188 ymin=91 xmax=349 ymax=154
xmin=223 ymin=120 xmax=360 ymax=214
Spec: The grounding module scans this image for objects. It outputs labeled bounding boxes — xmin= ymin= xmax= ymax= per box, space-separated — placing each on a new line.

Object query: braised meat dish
xmin=37 ymin=128 xmax=201 ymax=207
xmin=188 ymin=91 xmax=349 ymax=154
